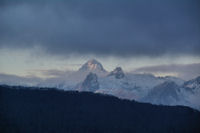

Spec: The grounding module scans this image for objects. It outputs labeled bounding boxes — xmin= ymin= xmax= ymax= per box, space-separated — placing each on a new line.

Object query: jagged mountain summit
xmin=78 ymin=59 xmax=107 ymax=73
xmin=108 ymin=67 xmax=125 ymax=79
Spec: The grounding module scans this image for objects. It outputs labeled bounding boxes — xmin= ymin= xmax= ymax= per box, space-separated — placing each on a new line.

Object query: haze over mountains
xmin=0 ymin=59 xmax=200 ymax=110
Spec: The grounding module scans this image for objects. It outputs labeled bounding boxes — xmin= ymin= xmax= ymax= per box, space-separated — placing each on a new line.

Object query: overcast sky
xmin=0 ymin=0 xmax=200 ymax=79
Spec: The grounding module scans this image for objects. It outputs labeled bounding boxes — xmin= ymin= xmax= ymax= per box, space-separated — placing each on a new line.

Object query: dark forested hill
xmin=0 ymin=85 xmax=200 ymax=133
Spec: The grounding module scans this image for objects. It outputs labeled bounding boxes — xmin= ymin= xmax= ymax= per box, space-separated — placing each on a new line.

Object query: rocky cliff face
xmin=79 ymin=72 xmax=99 ymax=91
xmin=108 ymin=67 xmax=125 ymax=79
xmin=142 ymin=81 xmax=181 ymax=105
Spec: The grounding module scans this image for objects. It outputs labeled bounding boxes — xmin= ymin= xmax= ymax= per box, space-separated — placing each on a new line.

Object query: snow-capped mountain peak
xmin=78 ymin=59 xmax=106 ymax=72
xmin=108 ymin=67 xmax=125 ymax=79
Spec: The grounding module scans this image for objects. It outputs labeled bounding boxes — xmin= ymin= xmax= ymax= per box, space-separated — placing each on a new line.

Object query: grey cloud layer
xmin=0 ymin=0 xmax=200 ymax=56
xmin=134 ymin=63 xmax=200 ymax=80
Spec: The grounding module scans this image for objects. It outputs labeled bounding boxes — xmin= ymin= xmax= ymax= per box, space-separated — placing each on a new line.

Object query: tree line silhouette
xmin=0 ymin=85 xmax=200 ymax=133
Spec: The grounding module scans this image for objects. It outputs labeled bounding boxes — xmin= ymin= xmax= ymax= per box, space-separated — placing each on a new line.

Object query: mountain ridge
xmin=0 ymin=59 xmax=199 ymax=110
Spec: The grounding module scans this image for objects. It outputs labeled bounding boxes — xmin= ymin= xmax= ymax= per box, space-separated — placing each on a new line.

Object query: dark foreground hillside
xmin=0 ymin=85 xmax=200 ymax=133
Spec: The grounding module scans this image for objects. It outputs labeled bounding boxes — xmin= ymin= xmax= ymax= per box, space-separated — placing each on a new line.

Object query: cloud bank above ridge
xmin=0 ymin=0 xmax=200 ymax=57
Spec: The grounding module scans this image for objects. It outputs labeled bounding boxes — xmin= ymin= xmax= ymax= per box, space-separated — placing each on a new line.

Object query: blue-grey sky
xmin=0 ymin=0 xmax=200 ymax=79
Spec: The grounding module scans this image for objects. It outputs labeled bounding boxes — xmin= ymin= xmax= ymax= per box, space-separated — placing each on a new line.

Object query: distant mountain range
xmin=0 ymin=59 xmax=200 ymax=110
xmin=0 ymin=85 xmax=200 ymax=133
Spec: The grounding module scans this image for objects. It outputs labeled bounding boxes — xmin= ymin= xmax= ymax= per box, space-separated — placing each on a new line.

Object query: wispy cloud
xmin=133 ymin=63 xmax=200 ymax=80
xmin=34 ymin=69 xmax=75 ymax=78
xmin=0 ymin=73 xmax=42 ymax=86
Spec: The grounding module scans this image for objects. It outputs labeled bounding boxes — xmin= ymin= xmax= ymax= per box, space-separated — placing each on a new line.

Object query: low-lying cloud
xmin=133 ymin=63 xmax=200 ymax=80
